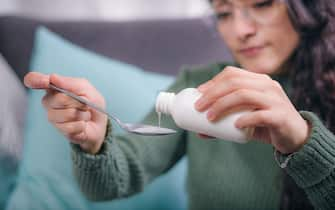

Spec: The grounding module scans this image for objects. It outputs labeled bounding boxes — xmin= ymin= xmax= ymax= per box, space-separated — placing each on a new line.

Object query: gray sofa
xmin=0 ymin=15 xmax=232 ymax=209
xmin=0 ymin=16 xmax=232 ymax=81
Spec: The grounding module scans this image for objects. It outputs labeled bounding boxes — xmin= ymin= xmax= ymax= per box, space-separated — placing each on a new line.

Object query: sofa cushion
xmin=0 ymin=16 xmax=232 ymax=81
xmin=0 ymin=54 xmax=27 ymax=209
xmin=6 ymin=27 xmax=187 ymax=210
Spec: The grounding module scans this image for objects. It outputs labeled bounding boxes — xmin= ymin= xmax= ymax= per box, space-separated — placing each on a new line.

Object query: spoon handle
xmin=48 ymin=84 xmax=121 ymax=124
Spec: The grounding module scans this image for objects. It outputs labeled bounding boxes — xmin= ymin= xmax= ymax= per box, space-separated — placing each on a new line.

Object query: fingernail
xmin=235 ymin=120 xmax=244 ymax=129
xmin=195 ymin=99 xmax=205 ymax=110
xmin=198 ymin=84 xmax=208 ymax=92
xmin=50 ymin=73 xmax=59 ymax=83
xmin=207 ymin=111 xmax=215 ymax=121
xmin=235 ymin=123 xmax=242 ymax=129
xmin=198 ymin=83 xmax=212 ymax=93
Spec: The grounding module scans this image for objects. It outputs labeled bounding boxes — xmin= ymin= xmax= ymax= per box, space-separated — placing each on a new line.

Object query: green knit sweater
xmin=72 ymin=63 xmax=335 ymax=210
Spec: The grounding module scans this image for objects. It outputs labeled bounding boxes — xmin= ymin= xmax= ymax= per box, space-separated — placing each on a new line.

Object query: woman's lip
xmin=239 ymin=46 xmax=265 ymax=57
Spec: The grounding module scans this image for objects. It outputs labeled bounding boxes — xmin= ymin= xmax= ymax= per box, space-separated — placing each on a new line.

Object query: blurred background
xmin=0 ymin=1 xmax=231 ymax=210
xmin=0 ymin=0 xmax=210 ymax=20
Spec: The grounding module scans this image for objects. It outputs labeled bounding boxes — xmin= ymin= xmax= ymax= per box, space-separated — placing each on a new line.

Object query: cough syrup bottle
xmin=155 ymin=88 xmax=253 ymax=143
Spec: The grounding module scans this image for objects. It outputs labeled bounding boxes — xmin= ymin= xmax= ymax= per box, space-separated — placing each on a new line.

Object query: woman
xmin=24 ymin=0 xmax=335 ymax=209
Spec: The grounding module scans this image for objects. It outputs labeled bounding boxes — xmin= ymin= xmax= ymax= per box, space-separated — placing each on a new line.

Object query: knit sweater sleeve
xmin=278 ymin=111 xmax=335 ymax=209
xmin=70 ymin=70 xmax=191 ymax=201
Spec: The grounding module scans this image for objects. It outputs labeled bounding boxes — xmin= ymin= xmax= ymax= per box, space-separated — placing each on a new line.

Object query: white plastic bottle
xmin=155 ymin=88 xmax=253 ymax=143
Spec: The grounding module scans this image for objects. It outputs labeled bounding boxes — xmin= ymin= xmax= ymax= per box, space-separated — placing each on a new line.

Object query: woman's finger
xmin=196 ymin=76 xmax=278 ymax=112
xmin=49 ymin=74 xmax=92 ymax=96
xmin=54 ymin=121 xmax=87 ymax=140
xmin=197 ymin=67 xmax=249 ymax=93
xmin=200 ymin=66 xmax=271 ymax=88
xmin=235 ymin=110 xmax=276 ymax=129
xmin=49 ymin=74 xmax=106 ymax=111
xmin=24 ymin=72 xmax=50 ymax=89
xmin=42 ymin=92 xmax=88 ymax=110
xmin=198 ymin=80 xmax=215 ymax=93
xmin=68 ymin=132 xmax=88 ymax=144
xmin=206 ymin=89 xmax=273 ymax=121
xmin=47 ymin=108 xmax=91 ymax=123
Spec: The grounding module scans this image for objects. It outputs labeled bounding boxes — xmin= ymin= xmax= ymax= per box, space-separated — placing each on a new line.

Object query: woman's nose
xmin=232 ymin=11 xmax=257 ymax=41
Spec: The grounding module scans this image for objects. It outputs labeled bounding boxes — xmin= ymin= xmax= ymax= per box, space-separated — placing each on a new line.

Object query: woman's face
xmin=212 ymin=0 xmax=300 ymax=75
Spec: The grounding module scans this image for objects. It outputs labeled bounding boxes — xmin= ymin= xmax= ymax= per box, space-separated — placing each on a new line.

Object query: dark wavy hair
xmin=208 ymin=0 xmax=335 ymax=209
xmin=288 ymin=0 xmax=335 ymax=132
xmin=282 ymin=1 xmax=335 ymax=209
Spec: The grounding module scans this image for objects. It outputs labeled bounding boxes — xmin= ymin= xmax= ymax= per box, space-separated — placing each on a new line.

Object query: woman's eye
xmin=253 ymin=0 xmax=274 ymax=8
xmin=216 ymin=12 xmax=232 ymax=20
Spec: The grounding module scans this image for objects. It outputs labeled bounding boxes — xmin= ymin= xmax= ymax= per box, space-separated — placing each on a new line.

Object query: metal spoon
xmin=48 ymin=84 xmax=177 ymax=136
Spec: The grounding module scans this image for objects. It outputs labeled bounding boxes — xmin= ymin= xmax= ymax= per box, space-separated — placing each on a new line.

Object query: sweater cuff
xmin=71 ymin=119 xmax=114 ymax=171
xmin=281 ymin=111 xmax=335 ymax=188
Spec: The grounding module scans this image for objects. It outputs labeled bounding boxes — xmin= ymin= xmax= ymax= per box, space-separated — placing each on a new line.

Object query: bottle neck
xmin=155 ymin=92 xmax=175 ymax=115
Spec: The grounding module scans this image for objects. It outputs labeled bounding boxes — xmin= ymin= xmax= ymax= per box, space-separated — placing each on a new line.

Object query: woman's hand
xmin=195 ymin=66 xmax=310 ymax=154
xmin=24 ymin=72 xmax=108 ymax=155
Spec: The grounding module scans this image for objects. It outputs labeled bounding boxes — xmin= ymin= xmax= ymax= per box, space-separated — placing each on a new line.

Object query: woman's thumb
xmin=24 ymin=72 xmax=50 ymax=89
xmin=49 ymin=74 xmax=87 ymax=95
